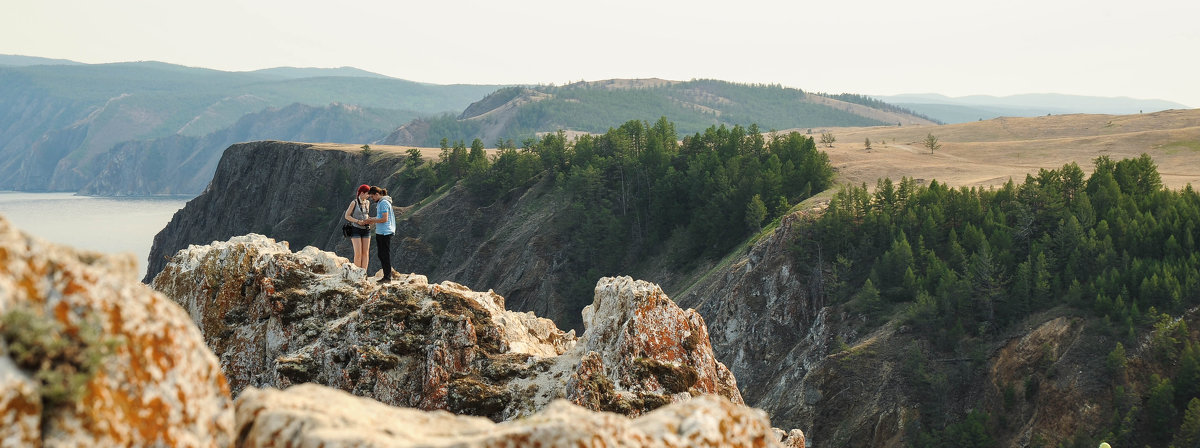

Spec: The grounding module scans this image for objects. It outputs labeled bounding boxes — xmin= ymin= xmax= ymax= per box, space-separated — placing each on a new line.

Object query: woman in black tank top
xmin=343 ymin=184 xmax=373 ymax=268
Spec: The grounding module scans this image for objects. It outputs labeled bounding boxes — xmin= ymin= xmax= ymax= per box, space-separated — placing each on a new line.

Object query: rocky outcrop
xmin=151 ymin=234 xmax=744 ymax=420
xmin=0 ymin=215 xmax=233 ymax=446
xmin=235 ymin=384 xmax=805 ymax=448
xmin=673 ymin=202 xmax=950 ymax=445
xmin=143 ymin=140 xmax=588 ymax=332
xmin=676 ymin=203 xmax=839 ymax=430
xmin=142 ymin=141 xmax=421 ymax=282
xmin=0 ymin=214 xmax=806 ymax=446
xmin=673 ymin=198 xmax=1134 ymax=447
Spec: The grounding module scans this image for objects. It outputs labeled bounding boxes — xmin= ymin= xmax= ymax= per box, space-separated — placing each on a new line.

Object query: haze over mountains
xmin=0 ymin=54 xmax=1191 ymax=197
xmin=877 ymin=92 xmax=1190 ymax=124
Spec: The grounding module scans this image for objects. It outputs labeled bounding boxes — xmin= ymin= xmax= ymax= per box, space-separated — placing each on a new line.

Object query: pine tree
xmin=745 ymin=194 xmax=767 ymax=231
xmin=1175 ymin=398 xmax=1200 ymax=448
xmin=923 ymin=133 xmax=941 ymax=154
xmin=1148 ymin=374 xmax=1177 ymax=437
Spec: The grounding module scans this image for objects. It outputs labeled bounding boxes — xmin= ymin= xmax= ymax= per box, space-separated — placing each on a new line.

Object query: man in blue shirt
xmin=364 ymin=186 xmax=395 ymax=283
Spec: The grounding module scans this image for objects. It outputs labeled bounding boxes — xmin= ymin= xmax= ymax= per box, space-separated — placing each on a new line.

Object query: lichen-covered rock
xmin=0 ymin=215 xmax=233 ymax=446
xmin=152 ymin=234 xmax=743 ymax=421
xmin=572 ymin=277 xmax=745 ymax=414
xmin=235 ymin=383 xmax=803 ymax=448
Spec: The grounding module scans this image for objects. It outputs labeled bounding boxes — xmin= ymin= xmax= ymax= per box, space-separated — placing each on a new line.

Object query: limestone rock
xmin=152 ymin=234 xmax=743 ymax=420
xmin=0 ymin=215 xmax=233 ymax=446
xmin=235 ymin=383 xmax=802 ymax=448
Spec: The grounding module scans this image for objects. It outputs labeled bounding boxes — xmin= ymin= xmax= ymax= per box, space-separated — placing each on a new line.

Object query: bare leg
xmin=359 ymin=236 xmax=371 ymax=269
xmin=351 ymin=237 xmax=367 ymax=269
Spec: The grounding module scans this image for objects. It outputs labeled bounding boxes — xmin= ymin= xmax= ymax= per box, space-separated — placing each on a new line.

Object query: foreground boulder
xmin=0 ymin=215 xmax=233 ymax=446
xmin=235 ymin=383 xmax=805 ymax=447
xmin=152 ymin=234 xmax=744 ymax=420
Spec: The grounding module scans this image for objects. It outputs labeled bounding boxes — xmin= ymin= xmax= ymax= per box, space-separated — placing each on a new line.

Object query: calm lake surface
xmin=0 ymin=192 xmax=189 ymax=279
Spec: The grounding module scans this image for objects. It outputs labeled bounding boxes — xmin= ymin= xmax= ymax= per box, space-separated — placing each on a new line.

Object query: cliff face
xmin=0 ymin=215 xmax=234 ymax=446
xmin=145 ymin=142 xmax=587 ymax=330
xmin=151 ymin=234 xmax=743 ymax=420
xmin=143 ymin=141 xmax=415 ymax=282
xmin=675 ymin=200 xmax=1130 ymax=447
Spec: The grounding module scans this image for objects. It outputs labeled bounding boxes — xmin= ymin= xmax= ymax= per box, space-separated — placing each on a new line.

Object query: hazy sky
xmin=3 ymin=0 xmax=1198 ymax=107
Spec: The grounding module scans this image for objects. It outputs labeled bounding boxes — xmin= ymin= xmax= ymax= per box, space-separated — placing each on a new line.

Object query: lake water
xmin=0 ymin=192 xmax=190 ymax=279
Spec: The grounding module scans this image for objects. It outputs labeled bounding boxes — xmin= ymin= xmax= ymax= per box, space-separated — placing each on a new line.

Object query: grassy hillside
xmin=385 ymin=79 xmax=936 ymax=147
xmin=799 ymin=109 xmax=1200 ymax=190
xmin=0 ymin=61 xmax=504 ymax=191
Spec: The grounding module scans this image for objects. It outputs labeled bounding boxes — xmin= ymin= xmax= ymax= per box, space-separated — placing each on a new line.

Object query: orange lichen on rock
xmin=153 ymin=235 xmax=744 ymax=423
xmin=0 ymin=215 xmax=234 ymax=446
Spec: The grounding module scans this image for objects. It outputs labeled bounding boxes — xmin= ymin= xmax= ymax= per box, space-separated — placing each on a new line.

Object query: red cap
xmin=356 ymin=184 xmax=370 ymax=194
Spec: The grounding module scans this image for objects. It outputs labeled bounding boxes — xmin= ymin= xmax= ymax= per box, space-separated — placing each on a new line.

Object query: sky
xmin=2 ymin=0 xmax=1198 ymax=107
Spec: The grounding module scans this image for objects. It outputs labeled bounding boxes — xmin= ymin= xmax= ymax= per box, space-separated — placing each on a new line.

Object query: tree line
xmin=401 ymin=117 xmax=834 ymax=307
xmin=792 ymin=154 xmax=1200 ymax=446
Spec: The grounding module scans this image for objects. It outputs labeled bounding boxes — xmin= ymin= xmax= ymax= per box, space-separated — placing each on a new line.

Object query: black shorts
xmin=348 ymin=226 xmax=370 ymax=238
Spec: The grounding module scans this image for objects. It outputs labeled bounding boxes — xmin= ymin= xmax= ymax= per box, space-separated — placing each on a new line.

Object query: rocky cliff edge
xmin=150 ymin=233 xmax=749 ymax=421
xmin=3 ymin=216 xmax=804 ymax=446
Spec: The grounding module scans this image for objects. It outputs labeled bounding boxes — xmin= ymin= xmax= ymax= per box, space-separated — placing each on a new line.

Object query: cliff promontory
xmin=143 ymin=141 xmax=416 ymax=282
xmin=151 ymin=233 xmax=744 ymax=420
xmin=144 ymin=140 xmax=589 ymax=332
xmin=1 ymin=214 xmax=805 ymax=446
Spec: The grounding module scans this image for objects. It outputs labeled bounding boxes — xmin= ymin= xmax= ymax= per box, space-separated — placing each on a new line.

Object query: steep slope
xmin=143 ymin=140 xmax=593 ymax=329
xmin=675 ymin=193 xmax=1200 ymax=446
xmin=142 ymin=141 xmax=420 ymax=282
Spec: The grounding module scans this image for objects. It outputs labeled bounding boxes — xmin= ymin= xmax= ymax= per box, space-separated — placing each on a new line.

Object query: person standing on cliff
xmin=343 ymin=184 xmax=372 ymax=269
xmin=363 ymin=186 xmax=395 ymax=283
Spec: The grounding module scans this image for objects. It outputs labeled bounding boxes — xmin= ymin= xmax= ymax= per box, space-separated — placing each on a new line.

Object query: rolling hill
xmin=0 ymin=59 xmax=503 ymax=192
xmin=802 ymin=108 xmax=1200 ymax=189
xmin=381 ymin=79 xmax=939 ymax=147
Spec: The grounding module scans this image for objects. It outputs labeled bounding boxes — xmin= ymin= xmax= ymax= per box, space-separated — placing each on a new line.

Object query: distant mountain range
xmin=1 ymin=54 xmax=1190 ymax=195
xmin=0 ymin=54 xmax=85 ymax=66
xmin=0 ymin=56 xmax=501 ymax=193
xmin=874 ymin=93 xmax=1191 ymax=124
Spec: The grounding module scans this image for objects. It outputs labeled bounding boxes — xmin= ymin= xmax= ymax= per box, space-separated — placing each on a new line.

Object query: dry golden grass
xmin=315 ymin=108 xmax=1200 ymax=191
xmin=312 ymin=143 xmax=495 ymax=162
xmin=799 ymin=108 xmax=1200 ymax=189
